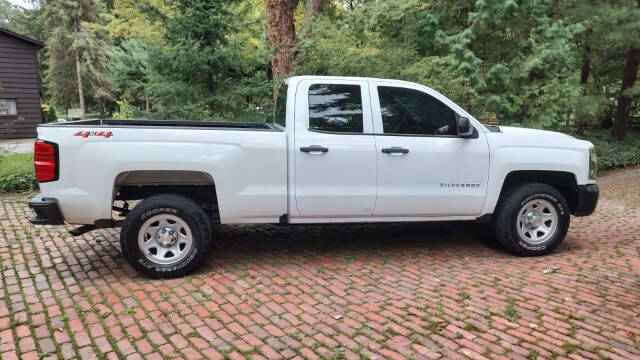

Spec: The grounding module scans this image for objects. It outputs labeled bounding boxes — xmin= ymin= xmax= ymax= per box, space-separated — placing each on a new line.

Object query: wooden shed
xmin=0 ymin=27 xmax=44 ymax=139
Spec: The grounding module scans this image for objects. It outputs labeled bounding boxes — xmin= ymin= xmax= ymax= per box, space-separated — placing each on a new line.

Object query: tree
xmin=611 ymin=0 xmax=640 ymax=139
xmin=109 ymin=39 xmax=151 ymax=112
xmin=41 ymin=0 xmax=114 ymax=118
xmin=141 ymin=0 xmax=264 ymax=120
xmin=266 ymin=0 xmax=299 ymax=78
xmin=104 ymin=0 xmax=166 ymax=43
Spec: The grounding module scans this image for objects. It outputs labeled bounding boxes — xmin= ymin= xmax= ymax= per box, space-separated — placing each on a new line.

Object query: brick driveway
xmin=1 ymin=169 xmax=639 ymax=360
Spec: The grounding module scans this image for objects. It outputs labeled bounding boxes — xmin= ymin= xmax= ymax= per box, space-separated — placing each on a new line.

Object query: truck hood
xmin=486 ymin=125 xmax=593 ymax=150
xmin=496 ymin=126 xmax=574 ymax=139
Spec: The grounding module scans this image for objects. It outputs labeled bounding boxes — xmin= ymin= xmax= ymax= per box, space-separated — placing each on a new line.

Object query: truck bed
xmin=35 ymin=119 xmax=287 ymax=225
xmin=40 ymin=119 xmax=280 ymax=130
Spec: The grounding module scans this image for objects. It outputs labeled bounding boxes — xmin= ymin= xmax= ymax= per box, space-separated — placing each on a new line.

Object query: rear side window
xmin=378 ymin=86 xmax=457 ymax=136
xmin=274 ymin=84 xmax=288 ymax=127
xmin=308 ymin=84 xmax=363 ymax=133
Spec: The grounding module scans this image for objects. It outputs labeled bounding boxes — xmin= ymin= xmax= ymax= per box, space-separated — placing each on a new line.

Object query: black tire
xmin=120 ymin=193 xmax=212 ymax=277
xmin=492 ymin=183 xmax=569 ymax=256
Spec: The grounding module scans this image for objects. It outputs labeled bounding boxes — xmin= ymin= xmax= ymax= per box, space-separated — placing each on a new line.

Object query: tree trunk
xmin=611 ymin=0 xmax=640 ymax=140
xmin=304 ymin=0 xmax=322 ymax=20
xmin=299 ymin=0 xmax=322 ymax=38
xmin=611 ymin=46 xmax=640 ymax=140
xmin=73 ymin=16 xmax=85 ymax=119
xmin=580 ymin=36 xmax=591 ymax=88
xmin=575 ymin=33 xmax=592 ymax=135
xmin=266 ymin=0 xmax=299 ymax=78
xmin=99 ymin=102 xmax=105 ymax=119
xmin=74 ymin=48 xmax=85 ymax=119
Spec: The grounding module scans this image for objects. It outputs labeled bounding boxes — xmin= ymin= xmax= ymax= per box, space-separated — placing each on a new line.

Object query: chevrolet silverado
xmin=28 ymin=76 xmax=599 ymax=277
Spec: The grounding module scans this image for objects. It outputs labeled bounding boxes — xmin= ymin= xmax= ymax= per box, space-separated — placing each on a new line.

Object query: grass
xmin=0 ymin=152 xmax=34 ymax=177
xmin=0 ymin=153 xmax=37 ymax=193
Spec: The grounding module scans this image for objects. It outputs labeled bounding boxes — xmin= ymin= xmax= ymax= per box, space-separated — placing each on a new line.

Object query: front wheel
xmin=493 ymin=183 xmax=570 ymax=256
xmin=120 ymin=194 xmax=212 ymax=277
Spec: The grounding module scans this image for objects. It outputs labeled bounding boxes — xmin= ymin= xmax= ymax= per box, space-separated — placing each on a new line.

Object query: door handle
xmin=381 ymin=147 xmax=409 ymax=155
xmin=300 ymin=145 xmax=329 ymax=154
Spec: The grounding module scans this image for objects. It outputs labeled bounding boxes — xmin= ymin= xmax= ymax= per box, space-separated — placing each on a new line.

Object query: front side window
xmin=0 ymin=99 xmax=18 ymax=116
xmin=274 ymin=84 xmax=288 ymax=127
xmin=378 ymin=86 xmax=457 ymax=135
xmin=308 ymin=84 xmax=363 ymax=133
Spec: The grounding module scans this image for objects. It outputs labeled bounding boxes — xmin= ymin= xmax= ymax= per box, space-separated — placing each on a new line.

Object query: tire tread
xmin=120 ymin=193 xmax=212 ymax=278
xmin=492 ymin=183 xmax=569 ymax=256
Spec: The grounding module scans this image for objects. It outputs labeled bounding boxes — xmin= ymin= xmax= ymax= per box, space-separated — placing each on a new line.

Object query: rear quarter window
xmin=274 ymin=84 xmax=288 ymax=127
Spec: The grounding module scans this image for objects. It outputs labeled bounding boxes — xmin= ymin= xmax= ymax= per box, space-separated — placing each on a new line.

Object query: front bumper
xmin=28 ymin=194 xmax=64 ymax=225
xmin=574 ymin=184 xmax=599 ymax=216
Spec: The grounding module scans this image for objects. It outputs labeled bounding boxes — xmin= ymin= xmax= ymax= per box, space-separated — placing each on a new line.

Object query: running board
xmin=69 ymin=225 xmax=96 ymax=236
xmin=69 ymin=219 xmax=123 ymax=236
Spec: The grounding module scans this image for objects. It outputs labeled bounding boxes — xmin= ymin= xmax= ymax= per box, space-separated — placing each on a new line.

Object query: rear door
xmin=292 ymin=79 xmax=377 ymax=217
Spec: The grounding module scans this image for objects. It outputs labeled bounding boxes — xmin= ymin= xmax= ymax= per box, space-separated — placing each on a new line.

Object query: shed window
xmin=0 ymin=99 xmax=18 ymax=116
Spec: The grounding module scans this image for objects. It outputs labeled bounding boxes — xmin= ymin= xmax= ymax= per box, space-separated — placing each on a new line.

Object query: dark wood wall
xmin=0 ymin=33 xmax=41 ymax=139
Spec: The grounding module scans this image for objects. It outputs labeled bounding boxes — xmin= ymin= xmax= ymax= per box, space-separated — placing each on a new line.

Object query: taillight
xmin=34 ymin=139 xmax=58 ymax=182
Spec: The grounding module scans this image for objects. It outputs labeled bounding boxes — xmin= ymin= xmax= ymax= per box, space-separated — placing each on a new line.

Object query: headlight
xmin=589 ymin=147 xmax=598 ymax=180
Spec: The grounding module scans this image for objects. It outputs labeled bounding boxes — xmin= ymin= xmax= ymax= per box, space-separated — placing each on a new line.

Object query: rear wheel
xmin=120 ymin=194 xmax=212 ymax=277
xmin=492 ymin=183 xmax=569 ymax=256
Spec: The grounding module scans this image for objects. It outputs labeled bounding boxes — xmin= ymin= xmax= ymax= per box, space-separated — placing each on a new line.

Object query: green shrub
xmin=0 ymin=173 xmax=38 ymax=193
xmin=578 ymin=129 xmax=640 ymax=170
xmin=46 ymin=106 xmax=58 ymax=123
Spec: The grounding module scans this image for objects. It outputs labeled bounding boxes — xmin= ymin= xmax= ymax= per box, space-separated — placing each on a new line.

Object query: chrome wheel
xmin=137 ymin=214 xmax=193 ymax=265
xmin=516 ymin=199 xmax=558 ymax=245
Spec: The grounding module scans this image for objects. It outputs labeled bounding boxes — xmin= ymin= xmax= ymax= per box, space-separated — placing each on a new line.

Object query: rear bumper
xmin=574 ymin=184 xmax=599 ymax=216
xmin=28 ymin=194 xmax=64 ymax=225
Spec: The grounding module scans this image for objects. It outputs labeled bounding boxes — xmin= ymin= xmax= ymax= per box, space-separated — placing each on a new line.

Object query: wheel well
xmin=498 ymin=171 xmax=579 ymax=214
xmin=113 ymin=170 xmax=219 ymax=222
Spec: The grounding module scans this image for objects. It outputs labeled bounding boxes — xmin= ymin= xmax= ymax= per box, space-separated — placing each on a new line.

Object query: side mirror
xmin=457 ymin=117 xmax=474 ymax=137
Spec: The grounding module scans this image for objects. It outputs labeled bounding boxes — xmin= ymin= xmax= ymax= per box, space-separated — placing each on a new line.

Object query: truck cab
xmin=283 ymin=77 xmax=489 ymax=222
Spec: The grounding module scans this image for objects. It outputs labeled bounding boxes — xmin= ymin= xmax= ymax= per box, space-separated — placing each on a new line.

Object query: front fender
xmin=482 ymin=146 xmax=588 ymax=215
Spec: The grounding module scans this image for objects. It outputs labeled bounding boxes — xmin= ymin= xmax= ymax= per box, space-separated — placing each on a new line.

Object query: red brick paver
xmin=1 ymin=168 xmax=639 ymax=359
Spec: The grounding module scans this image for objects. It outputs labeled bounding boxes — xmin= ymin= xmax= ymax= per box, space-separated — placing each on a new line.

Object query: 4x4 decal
xmin=74 ymin=131 xmax=113 ymax=138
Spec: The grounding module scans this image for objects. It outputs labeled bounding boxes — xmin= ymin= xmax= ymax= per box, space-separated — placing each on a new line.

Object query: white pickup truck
xmin=28 ymin=76 xmax=599 ymax=277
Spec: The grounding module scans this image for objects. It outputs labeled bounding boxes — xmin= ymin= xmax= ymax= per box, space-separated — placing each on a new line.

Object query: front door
xmin=369 ymin=81 xmax=490 ymax=216
xmin=293 ymin=79 xmax=377 ymax=218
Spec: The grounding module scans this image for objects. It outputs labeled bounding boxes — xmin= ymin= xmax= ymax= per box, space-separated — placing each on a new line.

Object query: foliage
xmin=136 ymin=0 xmax=271 ymax=121
xmin=0 ymin=0 xmax=42 ymax=38
xmin=0 ymin=173 xmax=38 ymax=193
xmin=295 ymin=14 xmax=477 ymax=110
xmin=46 ymin=106 xmax=58 ymax=123
xmin=109 ymin=39 xmax=151 ymax=111
xmin=112 ymin=98 xmax=136 ymax=119
xmin=297 ymin=0 xmax=593 ymax=129
xmin=40 ymin=104 xmax=59 ymax=123
xmin=104 ymin=0 xmax=166 ymax=43
xmin=40 ymin=0 xmax=115 ymax=108
xmin=579 ymin=129 xmax=640 ymax=169
xmin=0 ymin=153 xmax=37 ymax=193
